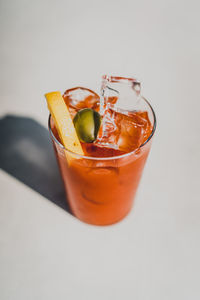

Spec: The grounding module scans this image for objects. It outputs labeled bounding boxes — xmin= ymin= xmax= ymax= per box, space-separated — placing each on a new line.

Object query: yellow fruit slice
xmin=45 ymin=91 xmax=84 ymax=155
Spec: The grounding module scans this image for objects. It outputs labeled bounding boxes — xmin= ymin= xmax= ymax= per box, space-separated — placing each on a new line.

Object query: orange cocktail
xmin=47 ymin=76 xmax=156 ymax=225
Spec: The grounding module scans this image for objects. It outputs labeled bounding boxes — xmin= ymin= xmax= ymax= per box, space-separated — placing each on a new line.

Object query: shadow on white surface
xmin=0 ymin=115 xmax=72 ymax=214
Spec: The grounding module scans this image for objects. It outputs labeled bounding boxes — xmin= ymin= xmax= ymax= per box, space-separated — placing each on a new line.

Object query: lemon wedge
xmin=45 ymin=91 xmax=84 ymax=156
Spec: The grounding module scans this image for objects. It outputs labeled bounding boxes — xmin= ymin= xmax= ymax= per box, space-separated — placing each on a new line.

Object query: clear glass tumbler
xmin=48 ymin=94 xmax=156 ymax=226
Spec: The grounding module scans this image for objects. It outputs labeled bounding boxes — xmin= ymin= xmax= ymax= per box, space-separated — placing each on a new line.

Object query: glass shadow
xmin=0 ymin=115 xmax=71 ymax=213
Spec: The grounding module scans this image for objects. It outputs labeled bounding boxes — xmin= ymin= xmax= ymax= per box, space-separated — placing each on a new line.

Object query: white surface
xmin=0 ymin=0 xmax=200 ymax=299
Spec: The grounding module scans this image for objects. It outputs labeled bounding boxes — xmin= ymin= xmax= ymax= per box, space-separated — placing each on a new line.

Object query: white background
xmin=0 ymin=0 xmax=200 ymax=299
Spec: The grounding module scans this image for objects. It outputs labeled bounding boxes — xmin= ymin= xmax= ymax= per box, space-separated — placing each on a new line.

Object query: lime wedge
xmin=73 ymin=108 xmax=101 ymax=143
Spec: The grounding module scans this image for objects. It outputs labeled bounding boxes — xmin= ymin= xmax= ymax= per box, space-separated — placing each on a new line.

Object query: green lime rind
xmin=73 ymin=108 xmax=101 ymax=143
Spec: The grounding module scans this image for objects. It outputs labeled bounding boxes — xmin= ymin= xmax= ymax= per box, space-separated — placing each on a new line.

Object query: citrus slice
xmin=45 ymin=91 xmax=84 ymax=155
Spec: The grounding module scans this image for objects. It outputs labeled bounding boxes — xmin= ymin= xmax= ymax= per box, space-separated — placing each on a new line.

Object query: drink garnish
xmin=45 ymin=91 xmax=84 ymax=155
xmin=73 ymin=108 xmax=101 ymax=143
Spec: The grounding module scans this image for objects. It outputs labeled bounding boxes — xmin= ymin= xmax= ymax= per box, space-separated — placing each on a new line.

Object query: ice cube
xmin=115 ymin=111 xmax=147 ymax=152
xmin=97 ymin=75 xmax=152 ymax=152
xmin=97 ymin=108 xmax=149 ymax=152
xmin=101 ymin=75 xmax=141 ymax=113
xmin=63 ymin=87 xmax=100 ymax=118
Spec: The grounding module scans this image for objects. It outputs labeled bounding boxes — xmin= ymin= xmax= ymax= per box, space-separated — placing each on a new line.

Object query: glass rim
xmin=48 ymin=96 xmax=156 ymax=161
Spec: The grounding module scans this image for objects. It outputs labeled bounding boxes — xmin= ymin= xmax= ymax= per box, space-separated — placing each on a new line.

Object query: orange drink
xmin=46 ymin=76 xmax=156 ymax=225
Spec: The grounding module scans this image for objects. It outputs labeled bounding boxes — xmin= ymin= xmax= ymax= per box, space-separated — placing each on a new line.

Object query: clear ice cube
xmin=63 ymin=87 xmax=100 ymax=118
xmin=96 ymin=75 xmax=147 ymax=151
xmin=100 ymin=75 xmax=141 ymax=113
